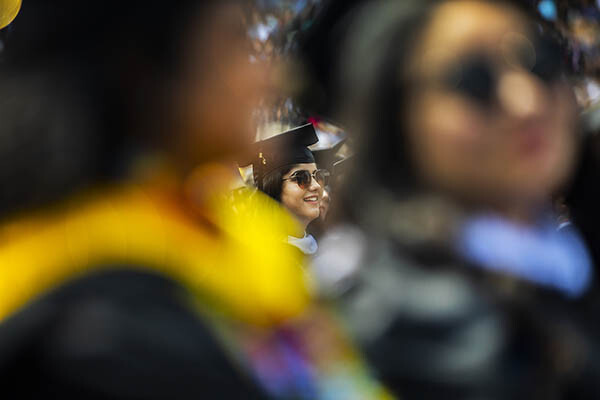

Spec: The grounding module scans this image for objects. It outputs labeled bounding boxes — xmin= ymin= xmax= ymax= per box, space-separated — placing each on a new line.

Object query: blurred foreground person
xmin=303 ymin=0 xmax=598 ymax=398
xmin=0 ymin=1 xmax=313 ymax=398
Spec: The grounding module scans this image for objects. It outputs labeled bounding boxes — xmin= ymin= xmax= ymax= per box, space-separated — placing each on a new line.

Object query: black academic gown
xmin=338 ymin=200 xmax=600 ymax=400
xmin=0 ymin=268 xmax=269 ymax=399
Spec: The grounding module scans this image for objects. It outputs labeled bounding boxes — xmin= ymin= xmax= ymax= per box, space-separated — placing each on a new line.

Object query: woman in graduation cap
xmin=242 ymin=123 xmax=330 ymax=256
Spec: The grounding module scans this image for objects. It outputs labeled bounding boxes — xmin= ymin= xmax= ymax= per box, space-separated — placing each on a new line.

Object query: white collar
xmin=457 ymin=213 xmax=592 ymax=297
xmin=287 ymin=233 xmax=318 ymax=255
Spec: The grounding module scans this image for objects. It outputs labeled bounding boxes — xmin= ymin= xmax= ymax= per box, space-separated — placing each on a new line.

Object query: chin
xmin=302 ymin=209 xmax=320 ymax=224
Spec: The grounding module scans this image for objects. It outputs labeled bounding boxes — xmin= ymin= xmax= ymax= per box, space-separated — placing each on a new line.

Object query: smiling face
xmin=280 ymin=163 xmax=323 ymax=229
xmin=405 ymin=1 xmax=577 ymax=217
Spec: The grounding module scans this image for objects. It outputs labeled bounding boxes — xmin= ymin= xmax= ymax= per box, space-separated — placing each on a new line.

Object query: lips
xmin=303 ymin=195 xmax=319 ymax=203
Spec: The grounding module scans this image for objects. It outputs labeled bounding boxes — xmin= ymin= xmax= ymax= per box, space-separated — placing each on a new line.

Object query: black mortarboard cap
xmin=312 ymin=138 xmax=346 ymax=173
xmin=239 ymin=123 xmax=319 ymax=187
xmin=333 ymin=153 xmax=354 ymax=176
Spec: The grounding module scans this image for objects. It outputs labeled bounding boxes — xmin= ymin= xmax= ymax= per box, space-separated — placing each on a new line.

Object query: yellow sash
xmin=0 ymin=180 xmax=310 ymax=327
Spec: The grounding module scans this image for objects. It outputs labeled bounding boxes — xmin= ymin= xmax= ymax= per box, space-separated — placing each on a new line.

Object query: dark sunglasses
xmin=283 ymin=169 xmax=330 ymax=190
xmin=440 ymin=35 xmax=564 ymax=106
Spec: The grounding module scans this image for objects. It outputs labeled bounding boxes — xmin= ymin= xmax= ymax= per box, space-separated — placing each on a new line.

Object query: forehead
xmin=410 ymin=1 xmax=529 ymax=75
xmin=287 ymin=163 xmax=318 ymax=175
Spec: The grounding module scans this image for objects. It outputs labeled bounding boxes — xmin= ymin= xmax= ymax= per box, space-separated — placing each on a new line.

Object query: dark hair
xmin=260 ymin=166 xmax=294 ymax=202
xmin=566 ymin=131 xmax=600 ymax=272
xmin=338 ymin=1 xmax=436 ymax=195
xmin=0 ymin=0 xmax=230 ymax=218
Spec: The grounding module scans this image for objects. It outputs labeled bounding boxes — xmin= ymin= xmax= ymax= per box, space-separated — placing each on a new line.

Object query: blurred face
xmin=406 ymin=1 xmax=577 ymax=214
xmin=281 ymin=163 xmax=323 ymax=229
xmin=172 ymin=3 xmax=271 ymax=168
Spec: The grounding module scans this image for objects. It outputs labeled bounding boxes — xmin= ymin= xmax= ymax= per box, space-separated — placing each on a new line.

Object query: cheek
xmin=408 ymin=94 xmax=492 ymax=188
xmin=497 ymin=84 xmax=577 ymax=191
xmin=281 ymin=183 xmax=320 ymax=220
xmin=204 ymin=64 xmax=260 ymax=138
xmin=281 ymin=184 xmax=304 ymax=210
xmin=177 ymin=58 xmax=263 ymax=156
xmin=536 ymin=85 xmax=578 ymax=186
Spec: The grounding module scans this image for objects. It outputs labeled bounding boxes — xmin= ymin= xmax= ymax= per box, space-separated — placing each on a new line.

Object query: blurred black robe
xmin=0 ymin=268 xmax=268 ymax=399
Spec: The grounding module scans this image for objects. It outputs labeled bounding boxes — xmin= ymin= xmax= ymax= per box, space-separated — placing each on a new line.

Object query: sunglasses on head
xmin=439 ymin=35 xmax=564 ymax=106
xmin=283 ymin=169 xmax=330 ymax=190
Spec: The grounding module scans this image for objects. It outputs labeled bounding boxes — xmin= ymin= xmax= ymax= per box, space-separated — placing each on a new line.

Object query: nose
xmin=308 ymin=175 xmax=322 ymax=192
xmin=497 ymin=70 xmax=549 ymax=120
